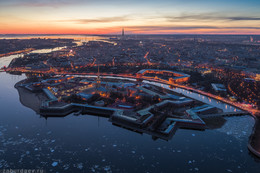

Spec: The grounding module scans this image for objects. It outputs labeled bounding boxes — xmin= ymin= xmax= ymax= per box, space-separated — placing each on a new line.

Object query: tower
xmin=96 ymin=65 xmax=101 ymax=89
xmin=250 ymin=36 xmax=254 ymax=43
xmin=122 ymin=28 xmax=124 ymax=37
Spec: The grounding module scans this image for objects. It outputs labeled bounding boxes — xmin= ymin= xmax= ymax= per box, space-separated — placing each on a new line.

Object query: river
xmin=0 ymin=35 xmax=108 ymax=46
xmin=0 ymin=34 xmax=259 ymax=171
xmin=0 ymin=73 xmax=258 ymax=172
xmin=143 ymin=80 xmax=240 ymax=112
xmin=0 ymin=35 xmax=107 ymax=68
xmin=0 ymin=47 xmax=66 ymax=68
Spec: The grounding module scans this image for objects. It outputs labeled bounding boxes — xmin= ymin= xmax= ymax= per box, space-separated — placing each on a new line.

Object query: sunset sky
xmin=0 ymin=0 xmax=260 ymax=34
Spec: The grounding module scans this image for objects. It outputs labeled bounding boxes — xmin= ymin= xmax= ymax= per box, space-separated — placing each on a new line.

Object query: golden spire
xmin=96 ymin=65 xmax=101 ymax=88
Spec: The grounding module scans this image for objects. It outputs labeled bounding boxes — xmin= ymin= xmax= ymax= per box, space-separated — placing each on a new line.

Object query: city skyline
xmin=0 ymin=0 xmax=260 ymax=35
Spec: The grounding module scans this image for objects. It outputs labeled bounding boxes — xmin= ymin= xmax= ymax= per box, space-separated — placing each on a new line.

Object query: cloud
xmin=126 ymin=25 xmax=260 ymax=31
xmin=224 ymin=26 xmax=260 ymax=29
xmin=57 ymin=16 xmax=130 ymax=24
xmin=2 ymin=0 xmax=84 ymax=8
xmin=165 ymin=13 xmax=260 ymax=21
xmin=227 ymin=17 xmax=260 ymax=21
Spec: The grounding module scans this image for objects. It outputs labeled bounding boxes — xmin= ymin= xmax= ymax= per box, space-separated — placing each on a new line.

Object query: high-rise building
xmin=250 ymin=36 xmax=254 ymax=42
xmin=122 ymin=28 xmax=125 ymax=37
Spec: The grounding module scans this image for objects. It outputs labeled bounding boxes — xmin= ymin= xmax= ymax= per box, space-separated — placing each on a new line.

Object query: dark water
xmin=0 ymin=73 xmax=259 ymax=173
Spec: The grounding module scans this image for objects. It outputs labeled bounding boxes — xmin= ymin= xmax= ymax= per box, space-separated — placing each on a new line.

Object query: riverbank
xmin=0 ymin=46 xmax=67 ymax=68
xmin=0 ymin=48 xmax=35 ymax=58
xmin=248 ymin=117 xmax=260 ymax=158
xmin=13 ymin=74 xmax=260 ymax=158
xmin=15 ymin=80 xmax=48 ymax=114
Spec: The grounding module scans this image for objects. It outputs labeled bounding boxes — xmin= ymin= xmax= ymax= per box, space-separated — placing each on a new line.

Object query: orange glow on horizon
xmin=0 ymin=0 xmax=259 ymax=35
xmin=1 ymin=28 xmax=260 ymax=35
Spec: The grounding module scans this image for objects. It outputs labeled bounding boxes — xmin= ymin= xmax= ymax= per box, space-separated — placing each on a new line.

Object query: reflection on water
xmin=30 ymin=46 xmax=66 ymax=54
xmin=217 ymin=116 xmax=255 ymax=140
xmin=143 ymin=80 xmax=239 ymax=112
xmin=0 ymin=35 xmax=108 ymax=68
xmin=0 ymin=72 xmax=259 ymax=172
xmin=0 ymin=35 xmax=107 ymax=46
xmin=73 ymin=75 xmax=240 ymax=113
xmin=0 ymin=47 xmax=66 ymax=68
xmin=0 ymin=54 xmax=21 ymax=68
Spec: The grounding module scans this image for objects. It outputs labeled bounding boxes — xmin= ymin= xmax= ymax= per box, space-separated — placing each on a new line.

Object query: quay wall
xmin=248 ymin=117 xmax=260 ymax=158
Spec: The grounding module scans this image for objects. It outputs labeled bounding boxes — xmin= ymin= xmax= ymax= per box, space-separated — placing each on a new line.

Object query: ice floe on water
xmin=103 ymin=165 xmax=111 ymax=172
xmin=216 ymin=116 xmax=254 ymax=140
xmin=0 ymin=111 xmax=258 ymax=173
xmin=139 ymin=155 xmax=145 ymax=160
xmin=0 ymin=160 xmax=9 ymax=168
xmin=63 ymin=164 xmax=70 ymax=170
xmin=52 ymin=161 xmax=58 ymax=167
xmin=89 ymin=164 xmax=113 ymax=173
xmin=77 ymin=163 xmax=83 ymax=169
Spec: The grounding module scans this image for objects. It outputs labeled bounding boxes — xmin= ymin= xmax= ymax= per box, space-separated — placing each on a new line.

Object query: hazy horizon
xmin=0 ymin=0 xmax=259 ymax=35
